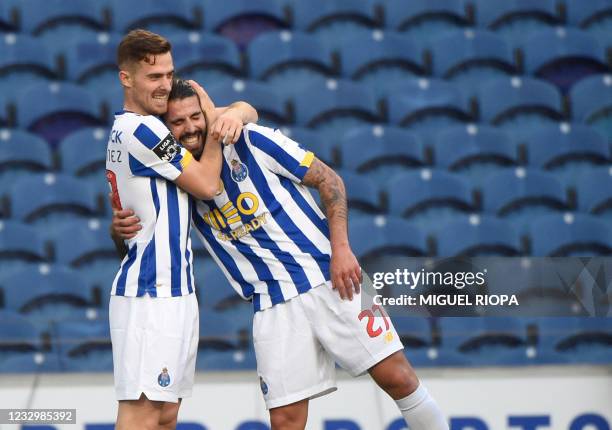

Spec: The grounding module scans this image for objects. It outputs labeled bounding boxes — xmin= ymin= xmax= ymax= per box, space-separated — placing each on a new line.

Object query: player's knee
xmin=374 ymin=353 xmax=420 ymax=399
xmin=158 ymin=403 xmax=180 ymax=430
xmin=270 ymin=407 xmax=307 ymax=430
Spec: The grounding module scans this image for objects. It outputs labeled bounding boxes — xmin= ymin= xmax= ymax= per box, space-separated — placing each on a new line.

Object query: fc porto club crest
xmin=158 ymin=367 xmax=171 ymax=387
xmin=259 ymin=376 xmax=269 ymax=395
xmin=230 ymin=159 xmax=249 ymax=183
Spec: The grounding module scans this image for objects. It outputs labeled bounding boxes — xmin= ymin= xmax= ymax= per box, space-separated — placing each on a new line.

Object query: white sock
xmin=395 ymin=383 xmax=449 ymax=430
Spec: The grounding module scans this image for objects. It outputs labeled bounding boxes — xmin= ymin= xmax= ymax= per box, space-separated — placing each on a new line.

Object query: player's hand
xmin=210 ymin=110 xmax=244 ymax=145
xmin=108 ymin=193 xmax=141 ymax=240
xmin=187 ymin=80 xmax=215 ymax=114
xmin=330 ymin=244 xmax=362 ymax=300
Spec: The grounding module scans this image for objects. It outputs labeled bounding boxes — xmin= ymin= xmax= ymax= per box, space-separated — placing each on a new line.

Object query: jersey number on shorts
xmin=358 ymin=305 xmax=390 ymax=338
xmin=106 ymin=169 xmax=123 ymax=211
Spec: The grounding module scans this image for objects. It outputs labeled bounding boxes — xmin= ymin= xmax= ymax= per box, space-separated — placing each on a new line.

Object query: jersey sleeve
xmin=127 ymin=116 xmax=193 ymax=180
xmin=245 ymin=124 xmax=314 ymax=183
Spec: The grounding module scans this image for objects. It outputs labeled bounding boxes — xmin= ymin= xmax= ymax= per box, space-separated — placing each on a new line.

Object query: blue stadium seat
xmin=529 ymin=213 xmax=612 ymax=256
xmin=1 ymin=266 xmax=92 ymax=320
xmin=435 ymin=215 xmax=522 ymax=256
xmin=293 ymin=80 xmax=380 ymax=138
xmin=339 ymin=125 xmax=425 ymax=182
xmin=197 ymin=348 xmax=257 ymax=371
xmin=473 ymin=0 xmax=559 ymax=42
xmin=109 ymin=0 xmax=196 ymax=33
xmin=16 ymin=82 xmax=103 ymax=146
xmin=0 ymin=311 xmax=42 ymax=362
xmin=384 ymin=0 xmax=469 ymax=44
xmin=1 ymin=352 xmax=62 ymax=373
xmin=54 ymin=317 xmax=112 ymax=371
xmin=292 ymin=0 xmax=378 ymax=41
xmin=571 ymin=74 xmax=612 ymax=140
xmin=0 ymin=94 xmax=8 ymax=127
xmin=338 ymin=170 xmax=383 ymax=214
xmin=203 ymin=0 xmax=287 ymax=48
xmin=207 ymin=80 xmax=288 ymax=126
xmin=199 ymin=309 xmax=249 ymax=351
xmin=0 ymin=2 xmax=17 ymax=32
xmin=0 ymin=221 xmax=48 ymax=263
xmin=480 ymin=168 xmax=568 ymax=221
xmin=0 ymin=34 xmax=58 ymax=96
xmin=339 ymin=31 xmax=424 ymax=91
xmin=58 ymin=127 xmax=108 ymax=176
xmin=438 ymin=317 xmax=528 ymax=355
xmin=10 ymin=174 xmax=99 ymax=223
xmin=392 ymin=318 xmax=432 ymax=349
xmin=523 ymin=28 xmax=608 ymax=94
xmin=524 ymin=123 xmax=609 ymax=170
xmin=63 ymin=33 xmax=120 ymax=87
xmin=48 ymin=219 xmax=116 ymax=268
xmin=280 ymin=127 xmax=336 ymax=167
xmin=574 ymin=167 xmax=612 ymax=216
xmin=433 ymin=124 xmax=517 ymax=178
xmin=247 ymin=31 xmax=335 ymax=94
xmin=196 ymin=263 xmax=236 ymax=311
xmin=430 ymin=29 xmax=516 ymax=89
xmin=387 ymin=169 xmax=474 ymax=227
xmin=349 ymin=216 xmax=429 ymax=260
xmin=476 ymin=77 xmax=564 ymax=128
xmin=566 ymin=0 xmax=612 ymax=36
xmin=169 ymin=32 xmax=242 ymax=83
xmin=0 ymin=129 xmax=53 ymax=175
xmin=17 ymin=0 xmax=105 ymax=36
xmin=386 ymin=78 xmax=472 ymax=131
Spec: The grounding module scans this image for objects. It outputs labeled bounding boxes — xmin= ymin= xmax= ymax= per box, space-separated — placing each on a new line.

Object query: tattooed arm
xmin=302 ymin=158 xmax=362 ymax=300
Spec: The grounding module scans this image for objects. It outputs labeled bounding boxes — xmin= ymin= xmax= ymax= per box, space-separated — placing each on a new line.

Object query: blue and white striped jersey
xmin=107 ymin=111 xmax=195 ymax=297
xmin=191 ymin=124 xmax=331 ymax=312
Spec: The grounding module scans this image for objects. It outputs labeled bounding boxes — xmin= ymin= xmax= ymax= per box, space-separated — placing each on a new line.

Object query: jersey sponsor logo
xmin=153 ymin=133 xmax=180 ymax=162
xmin=158 ymin=367 xmax=171 ymax=387
xmin=230 ymin=159 xmax=249 ymax=183
xmin=202 ymin=192 xmax=269 ymax=241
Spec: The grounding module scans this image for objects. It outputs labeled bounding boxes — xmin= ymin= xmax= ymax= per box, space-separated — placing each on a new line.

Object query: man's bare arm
xmin=302 ymin=157 xmax=361 ymax=299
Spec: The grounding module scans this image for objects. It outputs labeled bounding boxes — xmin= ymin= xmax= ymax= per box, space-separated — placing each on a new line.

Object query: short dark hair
xmin=117 ymin=29 xmax=171 ymax=68
xmin=169 ymin=78 xmax=197 ymax=101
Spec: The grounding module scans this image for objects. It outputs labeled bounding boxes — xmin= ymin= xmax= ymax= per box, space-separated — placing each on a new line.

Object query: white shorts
xmin=109 ymin=293 xmax=199 ymax=403
xmin=253 ymin=282 xmax=404 ymax=409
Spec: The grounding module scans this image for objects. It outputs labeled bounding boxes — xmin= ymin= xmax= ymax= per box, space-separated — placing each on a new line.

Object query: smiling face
xmin=122 ymin=52 xmax=174 ymax=116
xmin=165 ymin=95 xmax=206 ymax=159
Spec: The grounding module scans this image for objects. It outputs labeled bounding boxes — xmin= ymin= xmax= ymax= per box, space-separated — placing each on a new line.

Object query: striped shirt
xmin=106 ymin=111 xmax=195 ymax=297
xmin=191 ymin=123 xmax=331 ymax=312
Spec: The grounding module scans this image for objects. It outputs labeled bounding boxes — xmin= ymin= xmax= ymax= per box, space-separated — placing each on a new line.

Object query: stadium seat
xmin=472 ymin=0 xmax=560 ymax=42
xmin=392 ymin=318 xmax=433 ymax=348
xmin=291 ymin=0 xmax=378 ymax=41
xmin=438 ymin=317 xmax=528 ymax=354
xmin=386 ymin=78 xmax=472 ymax=131
xmin=480 ymin=168 xmax=568 ymax=222
xmin=0 ymin=2 xmax=17 ymax=32
xmin=338 ymin=170 xmax=384 ymax=214
xmin=574 ymin=167 xmax=612 ymax=216
xmin=292 ymin=80 xmax=381 ymax=138
xmin=1 ymin=352 xmax=62 ymax=373
xmin=339 ymin=125 xmax=426 ymax=182
xmin=566 ymin=0 xmax=612 ymax=35
xmin=199 ymin=309 xmax=250 ymax=351
xmin=571 ymin=74 xmax=612 ymax=140
xmin=1 ymin=266 xmax=92 ymax=321
xmin=280 ymin=127 xmax=336 ymax=167
xmin=0 ymin=129 xmax=53 ymax=175
xmin=523 ymin=28 xmax=608 ymax=93
xmin=349 ymin=216 xmax=429 ymax=261
xmin=48 ymin=219 xmax=116 ymax=268
xmin=196 ymin=263 xmax=237 ymax=311
xmin=384 ymin=0 xmax=469 ymax=44
xmin=17 ymin=0 xmax=106 ymax=36
xmin=9 ymin=174 xmax=100 ymax=223
xmin=16 ymin=82 xmax=103 ymax=146
xmin=523 ymin=123 xmax=609 ymax=170
xmin=0 ymin=221 xmax=48 ymax=263
xmin=58 ymin=127 xmax=108 ymax=176
xmin=430 ymin=29 xmax=516 ymax=89
xmin=529 ymin=213 xmax=612 ymax=256
xmin=435 ymin=215 xmax=522 ymax=256
xmin=0 ymin=34 xmax=58 ymax=96
xmin=433 ymin=124 xmax=517 ymax=176
xmin=169 ymin=32 xmax=243 ymax=83
xmin=339 ymin=31 xmax=424 ymax=91
xmin=247 ymin=31 xmax=336 ymax=94
xmin=206 ymin=80 xmax=288 ymax=126
xmin=63 ymin=33 xmax=121 ymax=87
xmin=54 ymin=317 xmax=113 ymax=371
xmin=203 ymin=0 xmax=287 ymax=48
xmin=197 ymin=348 xmax=257 ymax=371
xmin=0 ymin=311 xmax=43 ymax=361
xmin=386 ymin=169 xmax=474 ymax=228
xmin=108 ymin=0 xmax=197 ymax=33
xmin=476 ymin=77 xmax=564 ymax=128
